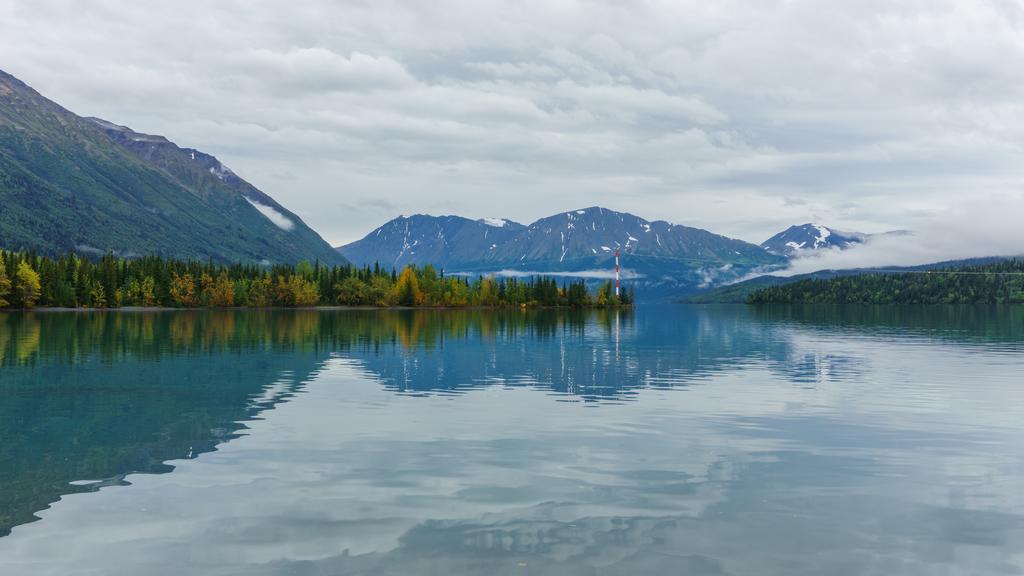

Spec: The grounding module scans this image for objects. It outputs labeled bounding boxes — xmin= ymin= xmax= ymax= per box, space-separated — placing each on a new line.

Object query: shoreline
xmin=5 ymin=305 xmax=636 ymax=313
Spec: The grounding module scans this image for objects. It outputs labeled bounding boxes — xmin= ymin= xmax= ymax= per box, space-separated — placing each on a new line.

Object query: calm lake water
xmin=1 ymin=305 xmax=1023 ymax=575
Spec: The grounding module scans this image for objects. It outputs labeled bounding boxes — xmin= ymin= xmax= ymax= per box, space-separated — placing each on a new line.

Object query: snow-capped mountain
xmin=484 ymin=207 xmax=777 ymax=268
xmin=761 ymin=224 xmax=867 ymax=257
xmin=338 ymin=207 xmax=786 ymax=299
xmin=337 ymin=214 xmax=527 ymax=270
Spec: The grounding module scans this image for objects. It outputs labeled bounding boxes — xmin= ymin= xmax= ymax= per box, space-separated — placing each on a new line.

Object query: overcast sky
xmin=2 ymin=0 xmax=1023 ymax=250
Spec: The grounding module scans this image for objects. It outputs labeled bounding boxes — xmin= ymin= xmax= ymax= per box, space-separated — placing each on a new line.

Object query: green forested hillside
xmin=746 ymin=260 xmax=1024 ymax=304
xmin=0 ymin=69 xmax=344 ymax=265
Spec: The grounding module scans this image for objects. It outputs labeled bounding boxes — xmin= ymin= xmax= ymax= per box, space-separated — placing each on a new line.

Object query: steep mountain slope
xmin=339 ymin=207 xmax=786 ymax=298
xmin=761 ymin=224 xmax=866 ymax=257
xmin=0 ymin=69 xmax=344 ymax=264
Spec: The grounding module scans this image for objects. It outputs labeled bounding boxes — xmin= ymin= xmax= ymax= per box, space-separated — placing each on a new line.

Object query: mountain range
xmin=0 ymin=69 xmax=344 ymax=264
xmin=1 ymin=68 xmax=914 ymax=300
xmin=338 ymin=207 xmax=790 ymax=298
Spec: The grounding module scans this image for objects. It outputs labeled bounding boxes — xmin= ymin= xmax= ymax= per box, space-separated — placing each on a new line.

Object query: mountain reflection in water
xmin=1 ymin=306 xmax=1022 ymax=575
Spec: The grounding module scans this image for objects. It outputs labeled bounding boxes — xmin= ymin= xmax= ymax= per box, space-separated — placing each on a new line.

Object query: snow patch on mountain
xmin=208 ymin=164 xmax=235 ymax=181
xmin=476 ymin=269 xmax=644 ymax=280
xmin=812 ymin=224 xmax=831 ymax=247
xmin=481 ymin=217 xmax=508 ymax=228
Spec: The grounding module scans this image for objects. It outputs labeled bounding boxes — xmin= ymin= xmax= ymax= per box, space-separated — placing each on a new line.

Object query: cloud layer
xmin=2 ymin=0 xmax=1022 ymax=251
xmin=245 ymin=198 xmax=295 ymax=232
xmin=780 ymin=193 xmax=1024 ymax=275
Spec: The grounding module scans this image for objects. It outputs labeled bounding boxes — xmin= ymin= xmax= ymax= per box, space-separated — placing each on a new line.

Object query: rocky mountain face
xmin=336 ymin=214 xmax=526 ymax=271
xmin=484 ymin=207 xmax=776 ymax=269
xmin=761 ymin=224 xmax=866 ymax=257
xmin=338 ymin=207 xmax=787 ymax=299
xmin=0 ymin=69 xmax=345 ymax=264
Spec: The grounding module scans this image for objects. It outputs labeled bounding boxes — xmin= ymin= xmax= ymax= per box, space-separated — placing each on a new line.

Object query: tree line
xmin=746 ymin=260 xmax=1024 ymax=305
xmin=0 ymin=251 xmax=634 ymax=309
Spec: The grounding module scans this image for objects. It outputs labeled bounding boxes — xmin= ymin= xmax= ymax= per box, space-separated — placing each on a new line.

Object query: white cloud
xmin=774 ymin=194 xmax=1024 ymax=276
xmin=228 ymin=49 xmax=415 ymax=94
xmin=454 ymin=269 xmax=644 ymax=280
xmin=1 ymin=0 xmax=1022 ymax=251
xmin=244 ymin=197 xmax=295 ymax=231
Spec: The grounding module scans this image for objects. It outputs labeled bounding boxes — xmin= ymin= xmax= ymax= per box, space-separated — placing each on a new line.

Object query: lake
xmin=1 ymin=305 xmax=1023 ymax=575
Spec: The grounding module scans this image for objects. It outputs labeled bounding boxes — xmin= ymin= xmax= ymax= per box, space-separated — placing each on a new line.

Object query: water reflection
xmin=750 ymin=304 xmax=1024 ymax=345
xmin=0 ymin=311 xmax=330 ymax=537
xmin=0 ymin=306 xmax=1023 ymax=575
xmin=0 ymin=307 xmax=863 ymax=405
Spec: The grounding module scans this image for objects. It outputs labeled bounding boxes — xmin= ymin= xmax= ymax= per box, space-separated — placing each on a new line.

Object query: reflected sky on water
xmin=1 ymin=306 xmax=1023 ymax=575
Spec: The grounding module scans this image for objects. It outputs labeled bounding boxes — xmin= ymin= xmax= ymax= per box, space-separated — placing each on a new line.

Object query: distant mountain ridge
xmin=338 ymin=214 xmax=527 ymax=271
xmin=0 ymin=69 xmax=345 ymax=264
xmin=761 ymin=223 xmax=867 ymax=257
xmin=338 ymin=207 xmax=787 ymax=298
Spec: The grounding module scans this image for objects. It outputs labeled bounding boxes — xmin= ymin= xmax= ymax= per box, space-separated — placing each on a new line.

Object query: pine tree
xmin=0 ymin=264 xmax=11 ymax=308
xmin=89 ymin=282 xmax=107 ymax=308
xmin=140 ymin=276 xmax=157 ymax=306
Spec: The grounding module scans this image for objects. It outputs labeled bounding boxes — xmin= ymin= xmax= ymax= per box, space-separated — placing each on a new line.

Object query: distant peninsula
xmin=745 ymin=260 xmax=1024 ymax=305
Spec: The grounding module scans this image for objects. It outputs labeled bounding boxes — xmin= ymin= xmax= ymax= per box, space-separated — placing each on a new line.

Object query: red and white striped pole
xmin=614 ymin=249 xmax=620 ymax=299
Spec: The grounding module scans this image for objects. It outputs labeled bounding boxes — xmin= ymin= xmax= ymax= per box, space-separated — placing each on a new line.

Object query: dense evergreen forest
xmin=746 ymin=260 xmax=1024 ymax=304
xmin=0 ymin=251 xmax=633 ymax=309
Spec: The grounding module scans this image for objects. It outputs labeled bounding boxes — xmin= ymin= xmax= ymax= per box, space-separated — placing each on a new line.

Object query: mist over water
xmin=1 ymin=306 xmax=1023 ymax=575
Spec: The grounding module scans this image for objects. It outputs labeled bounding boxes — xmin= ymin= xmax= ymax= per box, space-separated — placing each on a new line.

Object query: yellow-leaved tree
xmin=275 ymin=275 xmax=294 ymax=306
xmin=393 ymin=266 xmax=423 ymax=307
xmin=14 ymin=261 xmax=41 ymax=308
xmin=247 ymin=274 xmax=272 ymax=307
xmin=169 ymin=273 xmax=199 ymax=307
xmin=290 ymin=275 xmax=320 ymax=306
xmin=199 ymin=273 xmax=215 ymax=306
xmin=140 ymin=276 xmax=157 ymax=307
xmin=209 ymin=272 xmax=235 ymax=307
xmin=477 ymin=277 xmax=499 ymax=306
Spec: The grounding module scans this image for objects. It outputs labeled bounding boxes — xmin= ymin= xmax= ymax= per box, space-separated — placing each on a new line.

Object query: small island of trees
xmin=0 ymin=251 xmax=635 ymax=310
